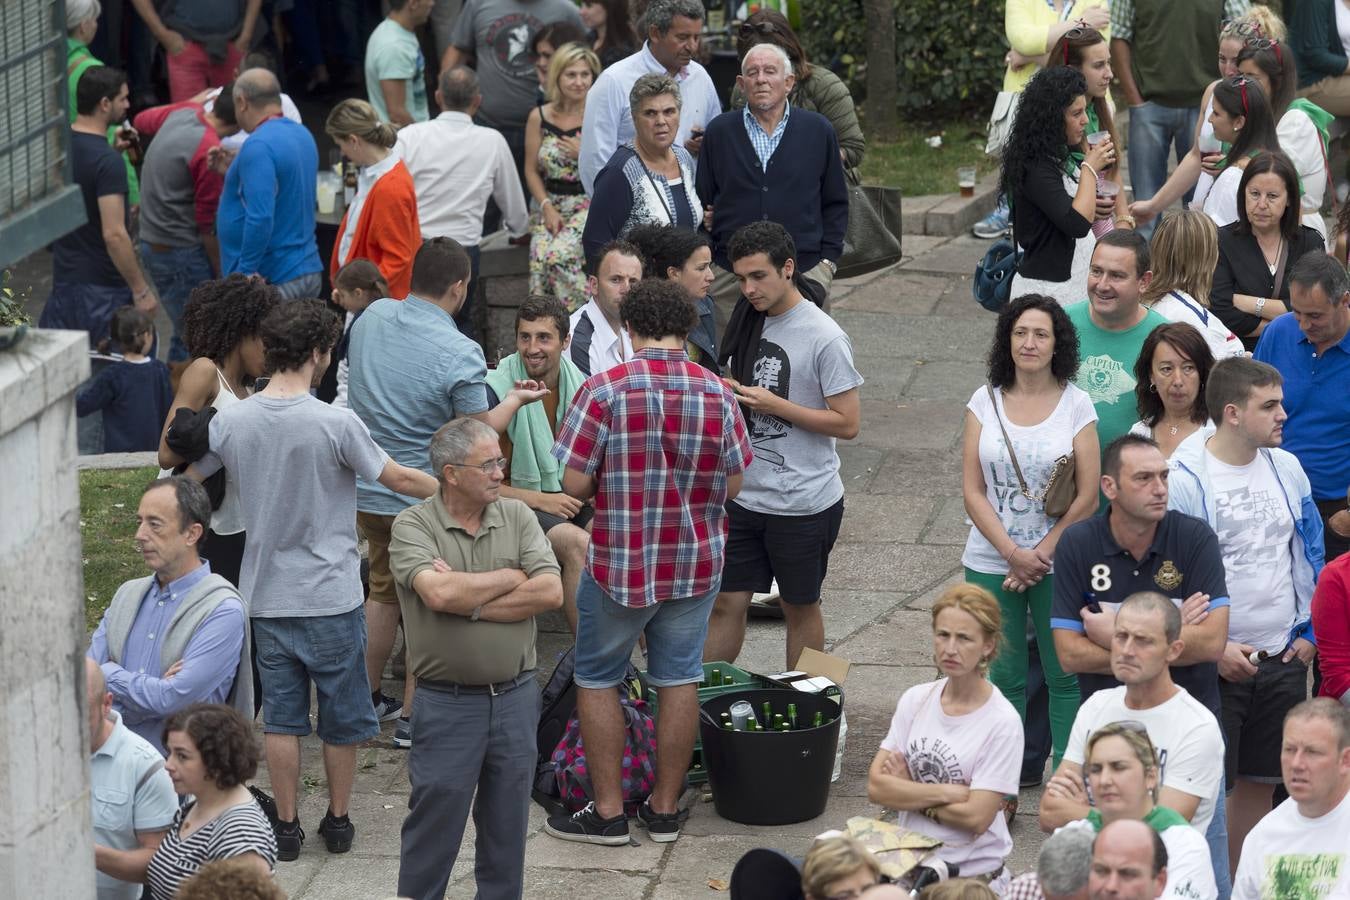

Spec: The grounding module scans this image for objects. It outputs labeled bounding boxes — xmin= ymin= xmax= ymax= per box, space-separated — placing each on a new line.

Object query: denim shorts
xmin=252 ymin=606 xmax=379 ymax=744
xmin=573 ymin=570 xmax=717 ymax=690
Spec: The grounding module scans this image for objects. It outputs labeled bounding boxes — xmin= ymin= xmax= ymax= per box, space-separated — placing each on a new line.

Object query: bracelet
xmin=133 ymin=286 xmax=153 ymax=300
xmin=540 ymin=199 xmax=554 ymax=209
xmin=1116 ymin=215 xmax=1136 ymax=229
xmin=1002 ymin=545 xmax=1017 ymax=562
xmin=922 ymin=806 xmax=942 ymax=823
xmin=1255 ymin=297 xmax=1267 ymax=314
xmin=1080 ymin=161 xmax=1099 ymax=182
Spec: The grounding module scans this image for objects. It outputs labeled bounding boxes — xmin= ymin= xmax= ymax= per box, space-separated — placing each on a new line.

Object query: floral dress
xmin=529 ymin=116 xmax=590 ymax=312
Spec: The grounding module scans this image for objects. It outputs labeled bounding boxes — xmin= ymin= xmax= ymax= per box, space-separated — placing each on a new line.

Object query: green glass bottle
xmin=721 ymin=712 xmax=734 ymax=731
xmin=778 ymin=721 xmax=790 ymax=732
xmin=710 ymin=667 xmax=722 ymax=687
xmin=812 ymin=710 xmax=824 ymax=727
xmin=773 ymin=713 xmax=785 ymax=731
xmin=761 ymin=701 xmax=773 ymax=727
xmin=787 ymin=703 xmax=799 ymax=730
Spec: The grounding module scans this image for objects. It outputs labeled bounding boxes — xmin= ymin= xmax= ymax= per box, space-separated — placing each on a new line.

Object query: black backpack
xmin=531 ymin=647 xmax=644 ymax=815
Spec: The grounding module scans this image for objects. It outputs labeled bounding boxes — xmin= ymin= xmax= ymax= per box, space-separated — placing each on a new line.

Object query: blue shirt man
xmin=216 ymin=69 xmax=321 ymax=294
xmin=1254 ymin=253 xmax=1350 ymax=560
xmin=346 ymin=237 xmax=546 ymax=736
xmin=87 ymin=478 xmax=248 ymax=753
xmin=87 ymin=660 xmax=179 ymax=900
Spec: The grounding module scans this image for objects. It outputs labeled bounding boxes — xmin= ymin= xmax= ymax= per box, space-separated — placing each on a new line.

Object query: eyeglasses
xmin=1247 ymin=37 xmax=1284 ymax=66
xmin=1222 ymin=18 xmax=1263 ymax=39
xmin=737 ymin=20 xmax=778 ymax=39
xmin=446 ymin=457 xmax=508 ymax=474
xmin=822 ymin=884 xmax=880 ymax=900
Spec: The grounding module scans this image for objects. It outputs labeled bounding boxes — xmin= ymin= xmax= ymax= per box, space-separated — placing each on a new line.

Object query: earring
xmin=1149 ymin=383 xmax=1157 ymax=393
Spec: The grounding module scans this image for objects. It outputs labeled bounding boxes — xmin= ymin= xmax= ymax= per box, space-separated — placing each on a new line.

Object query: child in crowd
xmin=331 ymin=258 xmax=389 ymax=408
xmin=76 ymin=307 xmax=173 ymax=453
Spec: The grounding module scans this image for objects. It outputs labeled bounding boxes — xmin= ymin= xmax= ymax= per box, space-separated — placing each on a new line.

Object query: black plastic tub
xmin=698 ymin=688 xmax=842 ymax=826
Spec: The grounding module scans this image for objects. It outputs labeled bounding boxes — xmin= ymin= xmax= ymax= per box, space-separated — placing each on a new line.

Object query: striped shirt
xmin=552 ymin=347 xmax=752 ymax=608
xmin=145 ymin=800 xmax=276 ymax=900
xmin=742 ymin=102 xmax=791 ymax=169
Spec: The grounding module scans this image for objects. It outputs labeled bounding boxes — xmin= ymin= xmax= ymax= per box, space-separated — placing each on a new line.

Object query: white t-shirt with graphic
xmin=879 ymin=680 xmax=1023 ymax=877
xmin=1206 ymin=450 xmax=1298 ymax=653
xmin=1064 ymin=685 xmax=1225 ymax=836
xmin=1233 ymin=789 xmax=1350 ymax=899
xmin=963 ymin=384 xmax=1097 ymax=574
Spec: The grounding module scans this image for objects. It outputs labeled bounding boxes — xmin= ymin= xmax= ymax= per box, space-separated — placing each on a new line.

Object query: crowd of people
xmin=51 ymin=0 xmax=1350 ymax=898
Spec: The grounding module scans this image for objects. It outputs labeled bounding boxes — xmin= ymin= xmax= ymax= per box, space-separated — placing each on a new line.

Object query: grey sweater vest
xmin=103 ymin=572 xmax=253 ymax=722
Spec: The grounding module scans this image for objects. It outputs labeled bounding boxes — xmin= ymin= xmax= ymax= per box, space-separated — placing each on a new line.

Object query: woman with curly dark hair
xmin=961 ymin=293 xmax=1099 ymax=768
xmin=157 ymin=274 xmax=278 ymax=586
xmin=144 ymin=705 xmax=276 ymax=900
xmin=1129 ymin=322 xmax=1216 ymax=459
xmin=1004 ymin=66 xmax=1116 ymax=306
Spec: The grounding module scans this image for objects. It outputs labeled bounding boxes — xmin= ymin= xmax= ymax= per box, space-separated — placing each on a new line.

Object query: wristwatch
xmin=822 ymin=259 xmax=837 ymax=275
xmin=1255 ymin=297 xmax=1268 ymax=314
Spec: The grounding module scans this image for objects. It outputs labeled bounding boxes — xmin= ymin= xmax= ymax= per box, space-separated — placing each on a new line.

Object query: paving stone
xmin=901 ymin=234 xmax=997 ymax=276
xmin=921 ymin=495 xmax=974 ymax=546
xmin=867 ymin=447 xmax=963 ymax=495
xmin=831 ymin=609 xmax=940 ymax=665
xmin=824 ymin=544 xmax=965 ymax=593
xmin=837 ymin=271 xmax=949 ymax=315
xmin=836 ymin=493 xmax=935 ymax=545
xmin=838 ymin=443 xmax=887 ymax=494
xmin=854 ymin=398 xmax=965 ymax=452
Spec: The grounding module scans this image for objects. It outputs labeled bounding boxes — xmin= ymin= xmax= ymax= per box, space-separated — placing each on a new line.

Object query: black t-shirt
xmin=52 ymin=131 xmax=129 ymax=287
xmin=1051 ymin=508 xmax=1229 ymax=716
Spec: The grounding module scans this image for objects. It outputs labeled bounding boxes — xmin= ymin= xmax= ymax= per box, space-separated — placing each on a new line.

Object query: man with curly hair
xmin=546 ymin=279 xmax=751 ymax=845
xmin=205 ymin=299 xmax=440 ymax=859
xmin=704 ymin=222 xmax=862 ymax=673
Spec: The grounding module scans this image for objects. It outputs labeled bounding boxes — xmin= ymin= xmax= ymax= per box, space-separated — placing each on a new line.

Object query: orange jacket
xmin=330 ymin=159 xmax=420 ymax=300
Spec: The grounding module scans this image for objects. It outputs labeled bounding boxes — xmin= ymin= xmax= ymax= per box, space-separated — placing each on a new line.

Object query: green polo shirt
xmin=388 ymin=494 xmax=559 ymax=685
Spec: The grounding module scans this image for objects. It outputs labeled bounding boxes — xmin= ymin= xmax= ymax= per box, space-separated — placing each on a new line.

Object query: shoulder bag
xmin=985 ymin=384 xmax=1077 ymax=519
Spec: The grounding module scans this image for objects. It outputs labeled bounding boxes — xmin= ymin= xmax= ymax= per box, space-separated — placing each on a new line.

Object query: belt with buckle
xmin=417 ymin=670 xmax=534 ymax=696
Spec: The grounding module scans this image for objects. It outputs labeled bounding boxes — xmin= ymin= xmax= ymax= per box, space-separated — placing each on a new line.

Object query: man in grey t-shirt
xmin=207 ymin=300 xmax=437 ymax=859
xmin=703 ymin=223 xmax=863 ymax=671
xmin=442 ymin=0 xmax=582 ymax=173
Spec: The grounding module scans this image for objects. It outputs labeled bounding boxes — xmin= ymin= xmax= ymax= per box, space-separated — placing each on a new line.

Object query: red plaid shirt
xmin=552 ymin=347 xmax=752 ymax=608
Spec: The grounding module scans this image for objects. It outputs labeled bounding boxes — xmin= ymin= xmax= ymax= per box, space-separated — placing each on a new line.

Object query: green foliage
xmin=801 ymin=0 xmax=1009 ymax=120
xmin=0 ymin=269 xmax=30 ymax=328
xmin=80 ymin=466 xmax=158 ymax=632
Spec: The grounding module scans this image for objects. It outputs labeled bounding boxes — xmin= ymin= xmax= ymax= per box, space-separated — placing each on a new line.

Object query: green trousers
xmin=964 ymin=568 xmax=1080 ymax=769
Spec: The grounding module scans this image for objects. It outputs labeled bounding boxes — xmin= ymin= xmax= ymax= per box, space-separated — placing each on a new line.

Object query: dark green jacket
xmin=731 ymin=66 xmax=865 ymax=177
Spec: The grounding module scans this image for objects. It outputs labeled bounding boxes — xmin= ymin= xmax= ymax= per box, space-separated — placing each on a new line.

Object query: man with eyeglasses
xmin=347 ymin=237 xmax=549 ymax=749
xmin=388 ymin=416 xmax=562 ymax=900
xmin=1040 ymin=592 xmax=1226 ymax=896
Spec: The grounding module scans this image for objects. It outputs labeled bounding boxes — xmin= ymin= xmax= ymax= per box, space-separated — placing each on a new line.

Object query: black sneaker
xmin=635 ymin=800 xmax=684 ymax=843
xmin=372 ymin=693 xmax=403 ymax=723
xmin=274 ymin=818 xmax=305 ymax=861
xmin=544 ymin=801 xmax=630 ymax=845
xmin=318 ymin=809 xmax=355 ymax=853
xmin=392 ymin=717 xmax=412 ymax=749
xmin=248 ymin=785 xmax=278 ymax=827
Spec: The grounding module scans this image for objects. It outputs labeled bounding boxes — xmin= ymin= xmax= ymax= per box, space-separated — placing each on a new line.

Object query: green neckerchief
xmin=1086 ymin=805 xmax=1190 ymax=833
xmin=1063 ymin=148 xmax=1085 ymax=181
xmin=1086 ymin=104 xmax=1101 ymax=137
xmin=483 ymin=351 xmax=586 ymax=493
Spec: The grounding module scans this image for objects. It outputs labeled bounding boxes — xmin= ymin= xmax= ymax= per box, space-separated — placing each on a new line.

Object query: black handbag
xmin=837 ymin=177 xmax=903 ymax=278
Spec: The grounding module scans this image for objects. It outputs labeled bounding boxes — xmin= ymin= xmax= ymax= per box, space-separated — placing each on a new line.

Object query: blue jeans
xmin=252 ymin=606 xmax=379 ymax=745
xmin=141 ymin=242 xmax=213 ymax=362
xmin=573 ymin=570 xmax=718 ymax=689
xmin=40 ymin=282 xmax=131 ymax=350
xmin=273 ymin=271 xmax=323 ymax=303
xmin=1205 ymin=790 xmax=1232 ymax=899
xmin=1127 ymin=102 xmax=1200 ymax=241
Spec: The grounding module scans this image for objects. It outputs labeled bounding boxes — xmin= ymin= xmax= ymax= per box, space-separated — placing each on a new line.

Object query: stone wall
xmin=0 ymin=330 xmax=95 ymax=897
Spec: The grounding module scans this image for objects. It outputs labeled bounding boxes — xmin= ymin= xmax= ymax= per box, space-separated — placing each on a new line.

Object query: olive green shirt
xmin=389 ymin=494 xmax=560 ymax=685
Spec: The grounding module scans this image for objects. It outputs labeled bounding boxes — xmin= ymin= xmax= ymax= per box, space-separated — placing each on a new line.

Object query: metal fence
xmin=0 ymin=0 xmax=85 ymax=270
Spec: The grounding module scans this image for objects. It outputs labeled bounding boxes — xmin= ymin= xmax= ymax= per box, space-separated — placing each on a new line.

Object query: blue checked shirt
xmin=742 ymin=102 xmax=791 ymax=169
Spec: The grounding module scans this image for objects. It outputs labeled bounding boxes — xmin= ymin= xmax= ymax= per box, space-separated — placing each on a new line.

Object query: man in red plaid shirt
xmin=545 ymin=274 xmax=752 ymax=846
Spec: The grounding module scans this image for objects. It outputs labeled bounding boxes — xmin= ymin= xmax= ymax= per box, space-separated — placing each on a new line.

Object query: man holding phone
xmin=702 ymin=222 xmax=862 ymax=672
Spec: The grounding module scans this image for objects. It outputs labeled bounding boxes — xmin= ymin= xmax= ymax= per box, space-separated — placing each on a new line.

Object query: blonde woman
xmin=1141 ymin=211 xmax=1244 ymax=360
xmin=867 ymin=584 xmax=1023 ymax=892
xmin=800 ymin=836 xmax=882 ymax=900
xmin=325 ymin=99 xmax=420 ymax=301
xmin=525 ymin=43 xmax=600 ymax=312
xmin=1077 ymin=723 xmax=1218 ymax=899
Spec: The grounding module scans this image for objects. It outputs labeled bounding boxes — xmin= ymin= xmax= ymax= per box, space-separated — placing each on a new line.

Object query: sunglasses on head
xmin=1222 ymin=18 xmax=1263 ymax=38
xmin=1228 ymin=74 xmax=1255 ymax=113
xmin=1248 ymin=37 xmax=1283 ymax=65
xmin=737 ymin=20 xmax=778 ymax=39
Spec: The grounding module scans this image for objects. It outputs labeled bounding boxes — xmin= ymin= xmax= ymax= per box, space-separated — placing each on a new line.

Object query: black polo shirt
xmin=1051 ymin=508 xmax=1229 ymax=716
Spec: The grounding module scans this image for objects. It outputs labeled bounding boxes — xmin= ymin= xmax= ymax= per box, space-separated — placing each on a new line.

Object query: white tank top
xmin=208 ymin=365 xmax=246 ymax=535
